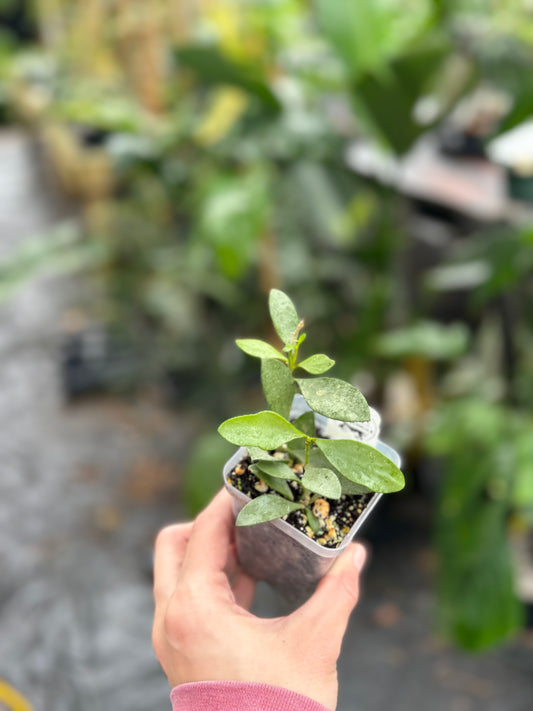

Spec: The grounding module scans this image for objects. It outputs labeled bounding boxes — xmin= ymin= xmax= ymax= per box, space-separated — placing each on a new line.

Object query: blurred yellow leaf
xmin=194 ymin=87 xmax=248 ymax=146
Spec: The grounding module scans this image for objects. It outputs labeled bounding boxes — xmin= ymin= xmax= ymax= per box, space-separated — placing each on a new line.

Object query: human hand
xmin=152 ymin=489 xmax=367 ymax=710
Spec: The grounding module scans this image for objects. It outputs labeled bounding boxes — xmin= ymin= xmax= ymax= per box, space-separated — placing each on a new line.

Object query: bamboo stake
xmin=114 ymin=0 xmax=166 ymax=114
xmin=35 ymin=0 xmax=65 ymax=48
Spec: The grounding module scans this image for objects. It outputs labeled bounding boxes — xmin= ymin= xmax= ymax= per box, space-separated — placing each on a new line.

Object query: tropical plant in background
xmin=419 ymin=216 xmax=533 ymax=650
xmin=14 ymin=0 xmax=405 ymax=402
xmin=426 ymin=397 xmax=532 ymax=650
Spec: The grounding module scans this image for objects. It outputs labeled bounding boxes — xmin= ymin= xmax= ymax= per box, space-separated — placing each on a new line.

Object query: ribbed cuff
xmin=170 ymin=680 xmax=330 ymax=711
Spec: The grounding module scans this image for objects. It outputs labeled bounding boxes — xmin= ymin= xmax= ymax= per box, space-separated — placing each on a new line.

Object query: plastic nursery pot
xmin=222 ymin=438 xmax=401 ymax=606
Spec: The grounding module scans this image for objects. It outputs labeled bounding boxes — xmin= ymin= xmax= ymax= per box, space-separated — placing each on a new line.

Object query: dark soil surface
xmin=228 ymin=451 xmax=372 ymax=547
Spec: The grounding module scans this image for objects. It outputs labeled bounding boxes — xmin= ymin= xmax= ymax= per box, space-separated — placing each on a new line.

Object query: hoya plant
xmin=218 ymin=289 xmax=404 ymax=535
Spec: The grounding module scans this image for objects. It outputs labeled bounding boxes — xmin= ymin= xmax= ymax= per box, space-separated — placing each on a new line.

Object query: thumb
xmin=291 ymin=542 xmax=367 ymax=640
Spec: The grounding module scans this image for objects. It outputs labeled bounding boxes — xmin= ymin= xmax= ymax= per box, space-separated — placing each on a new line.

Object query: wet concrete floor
xmin=1 ymin=130 xmax=532 ymax=711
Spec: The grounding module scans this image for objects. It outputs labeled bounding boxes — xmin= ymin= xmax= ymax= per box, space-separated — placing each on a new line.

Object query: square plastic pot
xmin=223 ymin=440 xmax=401 ymax=605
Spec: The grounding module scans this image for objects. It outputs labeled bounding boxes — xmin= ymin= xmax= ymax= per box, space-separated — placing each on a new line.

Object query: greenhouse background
xmin=1 ymin=0 xmax=533 ymax=709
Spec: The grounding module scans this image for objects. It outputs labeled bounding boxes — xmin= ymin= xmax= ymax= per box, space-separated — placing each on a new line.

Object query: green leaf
xmin=306 ymin=448 xmax=369 ymax=495
xmin=292 ymin=411 xmax=316 ymax=437
xmin=249 ymin=469 xmax=294 ymax=500
xmin=250 ymin=460 xmax=298 ymax=481
xmin=375 ymin=321 xmax=469 ymax=360
xmin=218 ymin=411 xmax=304 ymax=450
xmin=297 ymin=377 xmax=370 ymax=422
xmin=247 ymin=446 xmax=276 ymax=462
xmin=287 ymin=438 xmax=307 ymax=463
xmin=261 ymin=358 xmax=295 ymax=419
xmin=236 ymin=339 xmax=287 ymax=361
xmin=337 ymin=473 xmax=372 ymax=496
xmin=317 ymin=439 xmax=404 ymax=493
xmin=511 ymin=435 xmax=533 ymax=507
xmin=236 ymin=495 xmax=304 ymax=526
xmin=297 ymin=354 xmax=335 ymax=374
xmin=175 ymin=46 xmax=281 ymax=113
xmin=269 ymin=289 xmax=300 ymax=345
xmin=308 ymin=447 xmax=333 ymax=469
xmin=183 ymin=432 xmax=235 ymax=516
xmin=301 ymin=467 xmax=342 ymax=499
xmin=315 ymin=0 xmax=436 ymax=79
xmin=437 ymin=493 xmax=524 ymax=650
xmin=194 ymin=168 xmax=269 ymax=279
xmin=306 ymin=508 xmax=321 ymax=535
xmin=352 ymin=39 xmax=451 ymax=155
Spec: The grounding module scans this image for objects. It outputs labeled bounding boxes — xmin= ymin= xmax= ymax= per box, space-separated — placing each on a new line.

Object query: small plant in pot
xmin=218 ymin=289 xmax=405 ymax=604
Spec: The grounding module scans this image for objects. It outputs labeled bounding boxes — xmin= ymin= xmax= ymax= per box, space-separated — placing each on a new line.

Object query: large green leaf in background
xmin=314 ymin=0 xmax=470 ymax=154
xmin=437 ymin=461 xmax=524 ymax=650
xmin=183 ymin=431 xmax=235 ymax=515
xmin=175 ymin=46 xmax=282 ymax=113
xmin=428 ymin=399 xmax=526 ymax=650
xmin=192 ymin=168 xmax=270 ymax=280
xmin=351 ymin=38 xmax=452 ymax=154
xmin=314 ymin=0 xmax=436 ymax=78
xmin=375 ymin=321 xmax=469 ymax=360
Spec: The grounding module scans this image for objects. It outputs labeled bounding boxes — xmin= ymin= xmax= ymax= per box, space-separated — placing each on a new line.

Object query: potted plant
xmin=218 ymin=289 xmax=405 ymax=603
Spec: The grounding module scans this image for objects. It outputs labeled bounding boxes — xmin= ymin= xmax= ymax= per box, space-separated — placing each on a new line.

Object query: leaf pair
xmin=219 ymin=410 xmax=404 ymax=494
xmin=240 ymin=347 xmax=369 ymax=422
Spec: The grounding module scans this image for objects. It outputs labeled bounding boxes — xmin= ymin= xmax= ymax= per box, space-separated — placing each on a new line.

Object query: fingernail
xmin=353 ymin=545 xmax=367 ymax=572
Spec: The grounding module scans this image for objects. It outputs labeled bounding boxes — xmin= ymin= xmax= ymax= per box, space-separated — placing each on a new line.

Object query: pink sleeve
xmin=170 ymin=681 xmax=330 ymax=711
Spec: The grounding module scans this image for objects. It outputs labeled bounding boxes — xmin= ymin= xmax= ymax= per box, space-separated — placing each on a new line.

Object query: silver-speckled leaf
xmin=247 ymin=446 xmax=276 ymax=462
xmin=317 ymin=438 xmax=404 ymax=493
xmin=251 ymin=460 xmax=298 ymax=481
xmin=261 ymin=359 xmax=295 ymax=419
xmin=218 ymin=411 xmax=304 ymax=450
xmin=249 ymin=470 xmax=294 ymax=500
xmin=297 ymin=377 xmax=370 ymax=422
xmin=301 ymin=466 xmax=342 ymax=499
xmin=236 ymin=339 xmax=287 ymax=361
xmin=292 ymin=411 xmax=316 ymax=437
xmin=236 ymin=494 xmax=304 ymax=525
xmin=268 ymin=289 xmax=300 ymax=345
xmin=297 ymin=354 xmax=335 ymax=375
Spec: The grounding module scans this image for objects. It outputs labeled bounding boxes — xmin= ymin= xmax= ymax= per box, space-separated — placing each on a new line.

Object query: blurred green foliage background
xmin=1 ymin=0 xmax=533 ymax=652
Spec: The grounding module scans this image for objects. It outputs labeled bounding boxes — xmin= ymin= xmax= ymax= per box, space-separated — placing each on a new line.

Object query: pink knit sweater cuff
xmin=170 ymin=680 xmax=330 ymax=711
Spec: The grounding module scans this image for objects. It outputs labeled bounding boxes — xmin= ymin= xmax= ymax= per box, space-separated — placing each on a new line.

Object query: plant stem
xmin=288 ymin=349 xmax=295 ymax=372
xmin=304 ymin=437 xmax=312 ymax=467
xmin=287 ymin=320 xmax=304 ymax=372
